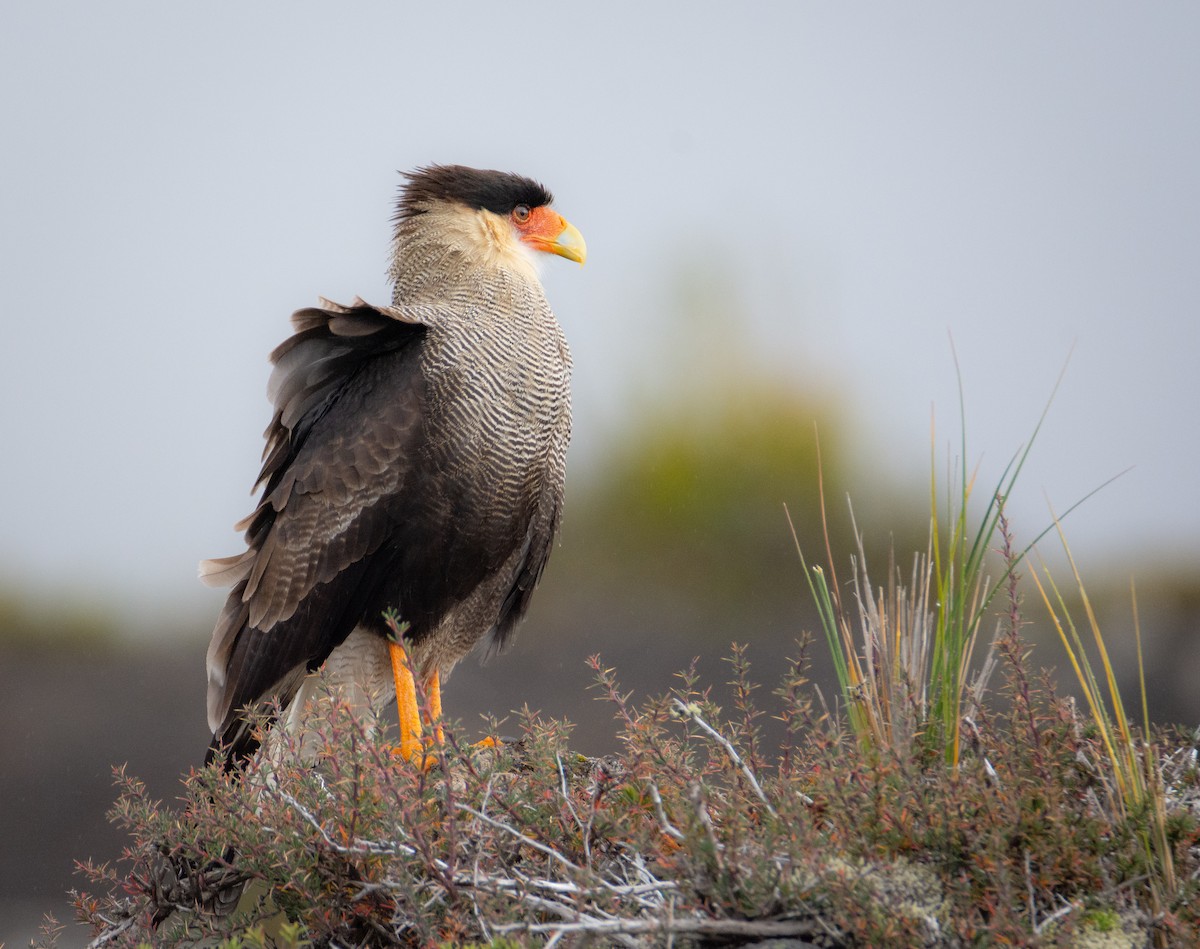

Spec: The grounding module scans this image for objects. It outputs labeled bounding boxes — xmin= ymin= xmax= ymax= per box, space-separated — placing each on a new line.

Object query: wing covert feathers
xmin=204 ymin=299 xmax=428 ymax=736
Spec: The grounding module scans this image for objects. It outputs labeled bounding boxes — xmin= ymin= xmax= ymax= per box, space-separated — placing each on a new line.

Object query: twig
xmin=688 ymin=783 xmax=723 ymax=863
xmin=555 ymin=752 xmax=591 ymax=866
xmin=456 ymin=803 xmax=583 ymax=873
xmin=1033 ymin=899 xmax=1080 ymax=935
xmin=672 ymin=698 xmax=792 ymax=813
xmin=647 ymin=779 xmax=685 ymax=841
xmin=273 ymin=788 xmax=410 ymax=857
xmin=86 ymin=915 xmax=136 ymax=949
xmin=494 ymin=915 xmax=822 ymax=941
xmin=1025 ymin=850 xmax=1036 ymax=929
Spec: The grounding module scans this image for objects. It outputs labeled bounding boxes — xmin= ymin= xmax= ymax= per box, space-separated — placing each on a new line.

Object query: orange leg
xmin=387 ymin=642 xmax=492 ymax=763
xmin=426 ymin=669 xmax=445 ymax=746
xmin=388 ymin=639 xmax=423 ymax=762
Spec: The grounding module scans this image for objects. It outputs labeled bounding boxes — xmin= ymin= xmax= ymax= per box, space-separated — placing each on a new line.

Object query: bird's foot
xmin=390 ymin=734 xmax=442 ymax=771
xmin=390 ymin=734 xmax=509 ymax=771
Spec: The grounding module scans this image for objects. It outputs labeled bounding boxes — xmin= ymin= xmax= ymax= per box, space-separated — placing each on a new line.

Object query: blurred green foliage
xmin=0 ymin=588 xmax=117 ymax=651
xmin=568 ymin=382 xmax=849 ymax=608
xmin=550 ymin=259 xmax=930 ymax=644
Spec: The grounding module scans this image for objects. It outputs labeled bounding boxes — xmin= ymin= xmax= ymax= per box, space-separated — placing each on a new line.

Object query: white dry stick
xmin=963 ymin=716 xmax=1000 ymax=788
xmin=471 ymin=878 xmax=640 ymax=949
xmin=556 ymin=753 xmax=582 ymax=827
xmin=555 ymin=752 xmax=593 ymax=867
xmin=688 ymin=782 xmax=723 ymax=864
xmin=1034 ymin=899 xmax=1080 ymax=935
xmin=495 ymin=916 xmax=821 ymax=941
xmin=647 ymin=779 xmax=685 ymax=841
xmin=273 ymin=788 xmax=410 ymax=857
xmin=671 ymin=698 xmax=798 ymax=813
xmin=87 ymin=915 xmax=137 ymax=949
xmin=1024 ymin=850 xmax=1037 ymax=930
xmin=456 ymin=803 xmax=583 ymax=873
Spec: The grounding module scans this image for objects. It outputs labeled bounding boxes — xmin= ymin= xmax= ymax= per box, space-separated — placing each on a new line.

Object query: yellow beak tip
xmin=553 ymin=220 xmax=587 ymax=265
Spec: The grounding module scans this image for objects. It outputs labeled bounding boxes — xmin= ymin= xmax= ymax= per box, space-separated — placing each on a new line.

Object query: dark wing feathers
xmin=489 ymin=504 xmax=561 ymax=655
xmin=204 ymin=294 xmax=566 ymax=762
xmin=204 ymin=299 xmax=428 ymax=738
xmin=258 ymin=299 xmax=423 ymax=487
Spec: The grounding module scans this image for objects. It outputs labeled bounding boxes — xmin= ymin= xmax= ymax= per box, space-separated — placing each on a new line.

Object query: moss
xmin=1066 ymin=909 xmax=1148 ymax=949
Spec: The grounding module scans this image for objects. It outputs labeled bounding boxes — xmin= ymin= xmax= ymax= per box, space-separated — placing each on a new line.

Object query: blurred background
xmin=2 ymin=3 xmax=1198 ymax=943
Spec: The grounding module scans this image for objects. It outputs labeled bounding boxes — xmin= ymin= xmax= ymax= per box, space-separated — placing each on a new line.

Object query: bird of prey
xmin=201 ymin=164 xmax=585 ymax=767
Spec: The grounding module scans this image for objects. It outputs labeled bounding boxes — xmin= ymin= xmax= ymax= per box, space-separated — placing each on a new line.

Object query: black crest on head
xmin=396 ymin=165 xmax=554 ymax=222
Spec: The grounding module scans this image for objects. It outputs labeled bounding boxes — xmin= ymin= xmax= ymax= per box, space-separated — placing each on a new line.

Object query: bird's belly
xmin=274 ymin=625 xmax=394 ymax=761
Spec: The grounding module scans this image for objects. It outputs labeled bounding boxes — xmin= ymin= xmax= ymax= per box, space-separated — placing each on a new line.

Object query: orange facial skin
xmin=513 ymin=205 xmax=587 ymax=264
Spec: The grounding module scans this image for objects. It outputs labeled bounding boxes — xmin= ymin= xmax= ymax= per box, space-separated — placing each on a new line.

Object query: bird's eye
xmin=512 ymin=204 xmax=532 ymax=224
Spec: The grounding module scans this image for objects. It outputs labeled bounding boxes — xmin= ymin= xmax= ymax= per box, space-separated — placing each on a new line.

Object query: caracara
xmin=201 ymin=164 xmax=585 ymax=767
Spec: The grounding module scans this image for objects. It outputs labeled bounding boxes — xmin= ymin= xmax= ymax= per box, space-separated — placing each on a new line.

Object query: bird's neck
xmin=388 ymin=209 xmax=543 ymax=302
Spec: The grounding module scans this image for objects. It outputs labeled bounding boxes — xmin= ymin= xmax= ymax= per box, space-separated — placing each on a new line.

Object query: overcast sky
xmin=1 ymin=3 xmax=1196 ymax=629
